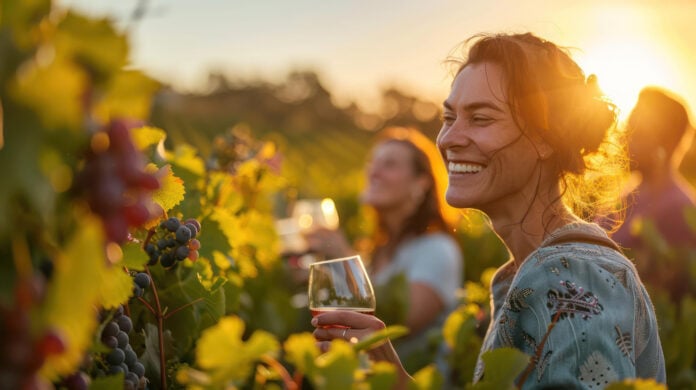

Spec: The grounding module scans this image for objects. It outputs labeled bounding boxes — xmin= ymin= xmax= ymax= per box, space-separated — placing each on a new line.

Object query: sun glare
xmin=577 ymin=39 xmax=677 ymax=125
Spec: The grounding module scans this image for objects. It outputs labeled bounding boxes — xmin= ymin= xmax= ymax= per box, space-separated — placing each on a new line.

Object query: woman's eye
xmin=442 ymin=114 xmax=456 ymax=125
xmin=471 ymin=115 xmax=493 ymax=125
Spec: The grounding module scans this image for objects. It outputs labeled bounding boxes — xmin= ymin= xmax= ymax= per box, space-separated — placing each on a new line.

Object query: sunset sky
xmin=59 ymin=0 xmax=696 ymax=124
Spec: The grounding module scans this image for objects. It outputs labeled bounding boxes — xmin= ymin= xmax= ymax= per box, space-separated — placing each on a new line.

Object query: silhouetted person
xmin=612 ymin=87 xmax=696 ymax=301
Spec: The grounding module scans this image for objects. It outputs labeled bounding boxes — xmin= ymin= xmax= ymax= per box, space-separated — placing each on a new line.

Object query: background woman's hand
xmin=303 ymin=227 xmax=354 ymax=259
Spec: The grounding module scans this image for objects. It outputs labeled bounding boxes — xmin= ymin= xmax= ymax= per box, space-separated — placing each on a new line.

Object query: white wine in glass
xmin=308 ymin=255 xmax=376 ymax=320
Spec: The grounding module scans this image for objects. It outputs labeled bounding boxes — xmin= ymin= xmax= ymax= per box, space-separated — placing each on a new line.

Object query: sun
xmin=576 ymin=38 xmax=678 ymax=126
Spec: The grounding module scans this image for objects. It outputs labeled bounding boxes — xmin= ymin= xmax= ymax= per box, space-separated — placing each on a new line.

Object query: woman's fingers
xmin=311 ymin=311 xmax=384 ymax=330
xmin=313 ymin=326 xmax=357 ymax=341
xmin=311 ymin=311 xmax=385 ymax=344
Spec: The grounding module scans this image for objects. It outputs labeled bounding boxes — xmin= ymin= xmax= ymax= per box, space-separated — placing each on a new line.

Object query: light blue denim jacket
xmin=475 ymin=223 xmax=666 ymax=389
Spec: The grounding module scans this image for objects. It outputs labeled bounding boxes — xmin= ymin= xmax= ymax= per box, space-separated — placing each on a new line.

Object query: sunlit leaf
xmin=93 ymin=70 xmax=160 ymax=121
xmin=9 ymin=57 xmax=86 ymax=129
xmin=352 ymin=325 xmax=408 ymax=352
xmin=55 ymin=11 xmax=128 ymax=84
xmin=121 ymin=240 xmax=148 ymax=271
xmin=605 ymin=378 xmax=667 ymax=389
xmin=442 ymin=304 xmax=479 ymax=349
xmin=167 ymin=143 xmax=206 ymax=177
xmin=88 ymin=372 xmax=125 ymax=390
xmin=283 ymin=333 xmax=320 ymax=374
xmin=312 ymin=341 xmax=358 ymax=390
xmin=195 ymin=316 xmax=279 ymax=384
xmin=132 ymin=125 xmax=167 ymax=151
xmin=409 ymin=365 xmax=443 ymax=390
xmin=366 ymin=361 xmax=398 ymax=390
xmin=470 ymin=347 xmax=529 ymax=390
xmin=39 ymin=216 xmax=124 ymax=378
xmin=150 ymin=164 xmax=185 ymax=213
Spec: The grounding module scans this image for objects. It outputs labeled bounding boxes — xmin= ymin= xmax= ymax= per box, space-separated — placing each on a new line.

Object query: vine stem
xmin=163 ymin=297 xmax=204 ymax=320
xmin=516 ymin=310 xmax=562 ymax=388
xmin=260 ymin=355 xmax=298 ymax=390
xmin=144 ymin=265 xmax=167 ymax=389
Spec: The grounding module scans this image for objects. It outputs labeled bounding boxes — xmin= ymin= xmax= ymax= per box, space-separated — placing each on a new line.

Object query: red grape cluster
xmin=145 ymin=217 xmax=201 ymax=268
xmin=0 ymin=276 xmax=67 ymax=389
xmin=76 ymin=119 xmax=161 ymax=243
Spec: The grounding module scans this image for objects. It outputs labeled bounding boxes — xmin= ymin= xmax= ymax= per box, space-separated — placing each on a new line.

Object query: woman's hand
xmin=311 ymin=310 xmax=411 ymax=388
xmin=303 ymin=227 xmax=354 ymax=259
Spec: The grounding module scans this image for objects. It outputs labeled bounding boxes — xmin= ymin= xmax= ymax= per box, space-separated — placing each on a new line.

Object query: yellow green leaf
xmin=283 ymin=333 xmax=320 ymax=374
xmin=131 ymin=125 xmax=167 ymax=151
xmin=195 ymin=316 xmax=279 ymax=384
xmin=167 ymin=144 xmax=206 ymax=177
xmin=151 ymin=164 xmax=185 ymax=213
xmin=39 ymin=216 xmax=123 ymax=378
xmin=605 ymin=378 xmax=667 ymax=390
xmin=409 ymin=365 xmax=443 ymax=390
xmin=93 ymin=70 xmax=160 ymax=121
xmin=121 ymin=240 xmax=149 ymax=271
xmin=442 ymin=304 xmax=479 ymax=348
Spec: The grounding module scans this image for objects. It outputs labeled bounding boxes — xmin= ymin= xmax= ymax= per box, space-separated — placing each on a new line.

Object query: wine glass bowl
xmin=308 ymin=255 xmax=376 ymax=318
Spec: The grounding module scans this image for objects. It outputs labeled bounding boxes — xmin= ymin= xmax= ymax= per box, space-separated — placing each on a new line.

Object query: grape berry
xmin=145 ymin=217 xmax=201 ymax=268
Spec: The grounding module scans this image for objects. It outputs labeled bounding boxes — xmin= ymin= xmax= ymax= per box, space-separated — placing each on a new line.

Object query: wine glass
xmin=308 ymin=255 xmax=376 ymax=320
xmin=292 ymin=198 xmax=339 ymax=232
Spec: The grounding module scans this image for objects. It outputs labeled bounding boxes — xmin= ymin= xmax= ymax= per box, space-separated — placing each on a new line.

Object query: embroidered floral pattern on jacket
xmin=546 ymin=280 xmax=603 ymax=320
xmin=504 ymin=287 xmax=534 ymax=312
xmin=474 ymin=223 xmax=665 ymax=388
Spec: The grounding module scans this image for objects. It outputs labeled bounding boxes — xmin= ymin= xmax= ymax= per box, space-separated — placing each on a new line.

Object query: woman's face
xmin=436 ymin=62 xmax=545 ymax=212
xmin=361 ymin=142 xmax=425 ymax=211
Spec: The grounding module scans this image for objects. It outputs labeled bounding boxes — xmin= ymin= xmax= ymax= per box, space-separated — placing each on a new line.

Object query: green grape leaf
xmin=167 ymin=143 xmax=206 ymax=178
xmin=97 ymin=259 xmax=134 ymax=310
xmin=352 ymin=325 xmax=409 ymax=352
xmin=8 ymin=56 xmax=86 ymax=129
xmin=131 ymin=125 xmax=167 ymax=151
xmin=312 ymin=341 xmax=358 ymax=390
xmin=39 ymin=216 xmax=124 ymax=378
xmin=94 ymin=70 xmax=160 ymax=121
xmin=469 ymin=347 xmax=529 ymax=390
xmin=409 ymin=364 xmax=443 ymax=390
xmin=88 ymin=372 xmax=125 ymax=390
xmin=283 ymin=333 xmax=320 ymax=375
xmin=442 ymin=304 xmax=479 ymax=349
xmin=366 ymin=361 xmax=398 ymax=390
xmin=605 ymin=378 xmax=667 ymax=389
xmin=195 ymin=316 xmax=279 ymax=383
xmin=198 ymin=219 xmax=232 ymax=267
xmin=151 ymin=164 xmax=185 ymax=213
xmin=55 ymin=11 xmax=128 ymax=84
xmin=150 ymin=262 xmax=226 ymax=353
xmin=139 ymin=322 xmax=176 ymax=389
xmin=121 ymin=240 xmax=149 ymax=271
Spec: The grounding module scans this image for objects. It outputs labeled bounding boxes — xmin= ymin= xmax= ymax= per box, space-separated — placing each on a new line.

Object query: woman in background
xmin=305 ymin=126 xmax=463 ymax=373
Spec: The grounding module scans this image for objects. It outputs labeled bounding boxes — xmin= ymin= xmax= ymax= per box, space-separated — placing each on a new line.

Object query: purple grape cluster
xmin=98 ymin=305 xmax=146 ymax=389
xmin=145 ymin=217 xmax=201 ymax=268
xmin=76 ymin=119 xmax=162 ymax=244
